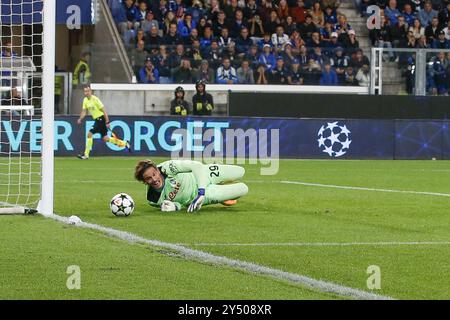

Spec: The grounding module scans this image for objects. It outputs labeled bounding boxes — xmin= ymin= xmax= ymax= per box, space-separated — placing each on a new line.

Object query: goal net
xmin=0 ymin=0 xmax=54 ymax=215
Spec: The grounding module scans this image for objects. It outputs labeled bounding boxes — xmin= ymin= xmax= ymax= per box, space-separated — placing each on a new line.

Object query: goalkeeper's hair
xmin=135 ymin=159 xmax=158 ymax=183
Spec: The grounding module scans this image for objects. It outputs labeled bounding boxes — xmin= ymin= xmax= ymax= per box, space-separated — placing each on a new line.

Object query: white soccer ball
xmin=68 ymin=215 xmax=82 ymax=225
xmin=110 ymin=193 xmax=135 ymax=217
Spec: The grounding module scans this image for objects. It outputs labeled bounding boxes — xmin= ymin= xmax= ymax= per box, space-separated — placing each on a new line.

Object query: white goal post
xmin=0 ymin=0 xmax=55 ymax=216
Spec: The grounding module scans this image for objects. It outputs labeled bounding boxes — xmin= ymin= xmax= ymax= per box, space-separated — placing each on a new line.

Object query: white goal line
xmin=45 ymin=213 xmax=393 ymax=300
xmin=185 ymin=241 xmax=450 ymax=247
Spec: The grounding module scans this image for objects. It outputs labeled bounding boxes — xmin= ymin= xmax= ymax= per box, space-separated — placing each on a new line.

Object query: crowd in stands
xmin=109 ymin=0 xmax=372 ymax=86
xmin=362 ymin=0 xmax=450 ymax=94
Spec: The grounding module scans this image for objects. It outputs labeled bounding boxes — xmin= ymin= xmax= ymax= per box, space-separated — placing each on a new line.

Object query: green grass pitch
xmin=1 ymin=157 xmax=450 ymax=299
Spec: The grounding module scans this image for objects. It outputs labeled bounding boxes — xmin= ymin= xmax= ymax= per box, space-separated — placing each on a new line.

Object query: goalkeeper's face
xmin=143 ymin=167 xmax=164 ymax=190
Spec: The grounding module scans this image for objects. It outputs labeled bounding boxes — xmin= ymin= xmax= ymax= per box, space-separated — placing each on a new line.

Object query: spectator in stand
xmin=385 ymin=0 xmax=402 ymax=25
xmin=330 ymin=47 xmax=349 ymax=83
xmin=223 ymin=42 xmax=240 ymax=67
xmin=258 ymin=32 xmax=274 ymax=49
xmin=265 ymin=10 xmax=281 ymax=36
xmin=146 ymin=25 xmax=163 ymax=53
xmin=224 ymin=0 xmax=240 ymax=22
xmin=406 ymin=30 xmax=417 ymax=47
xmin=370 ymin=16 xmax=395 ymax=61
xmin=417 ymin=34 xmax=429 ymax=48
xmin=178 ymin=13 xmax=197 ymax=37
xmin=258 ymin=44 xmax=277 ymax=70
xmin=245 ymin=44 xmax=260 ymax=69
xmin=390 ymin=15 xmax=409 ymax=48
xmin=344 ymin=66 xmax=359 ymax=86
xmin=170 ymin=86 xmax=190 ymax=116
xmin=307 ymin=31 xmax=322 ymax=49
xmin=277 ymin=0 xmax=290 ymax=22
xmin=244 ymin=0 xmax=259 ymax=20
xmin=335 ymin=14 xmax=352 ymax=44
xmin=288 ymin=59 xmax=304 ymax=85
xmin=283 ymin=16 xmax=297 ymax=36
xmin=355 ymin=64 xmax=370 ymax=86
xmin=216 ymin=57 xmax=239 ymax=84
xmin=219 ymin=27 xmax=233 ymax=48
xmin=137 ymin=1 xmax=148 ymax=23
xmin=184 ymin=28 xmax=200 ymax=46
xmin=258 ymin=0 xmax=275 ymax=22
xmin=213 ymin=10 xmax=229 ymax=36
xmin=302 ymin=58 xmax=322 ymax=85
xmin=114 ymin=0 xmax=139 ymax=49
xmin=325 ymin=32 xmax=343 ymax=57
xmin=172 ymin=57 xmax=195 ymax=83
xmin=268 ymin=57 xmax=289 ymax=84
xmin=298 ymin=44 xmax=309 ymax=65
xmin=311 ymin=46 xmax=326 ymax=67
xmin=320 ymin=62 xmax=338 ymax=85
xmin=290 ymin=29 xmax=306 ymax=51
xmin=230 ymin=9 xmax=249 ymax=38
xmin=164 ymin=22 xmax=183 ymax=46
xmin=204 ymin=39 xmax=222 ymax=69
xmin=185 ymin=39 xmax=203 ymax=68
xmin=350 ymin=49 xmax=370 ymax=71
xmin=409 ymin=18 xmax=425 ymax=40
xmin=345 ymin=30 xmax=360 ymax=55
xmin=139 ymin=57 xmax=160 ymax=83
xmin=192 ymin=80 xmax=214 ymax=116
xmin=280 ymin=42 xmax=297 ymax=67
xmin=322 ymin=0 xmax=340 ymax=10
xmin=129 ymin=40 xmax=147 ymax=73
xmin=168 ymin=44 xmax=185 ymax=68
xmin=173 ymin=0 xmax=186 ymax=20
xmin=188 ymin=0 xmax=205 ymax=23
xmin=309 ymin=2 xmax=325 ymax=27
xmin=290 ymin=0 xmax=308 ymax=24
xmin=425 ymin=17 xmax=442 ymax=42
xmin=402 ymin=3 xmax=416 ymax=27
xmin=438 ymin=3 xmax=450 ymax=27
xmin=162 ymin=11 xmax=178 ymax=34
xmin=324 ymin=6 xmax=338 ymax=25
xmin=200 ymin=25 xmax=214 ymax=49
xmin=432 ymin=30 xmax=450 ymax=48
xmin=196 ymin=60 xmax=216 ymax=83
xmin=235 ymin=27 xmax=254 ymax=57
xmin=250 ymin=14 xmax=266 ymax=41
xmin=272 ymin=25 xmax=291 ymax=51
xmin=419 ymin=1 xmax=438 ymax=27
xmin=298 ymin=14 xmax=318 ymax=40
xmin=442 ymin=19 xmax=450 ymax=40
xmin=197 ymin=17 xmax=208 ymax=37
xmin=237 ymin=60 xmax=256 ymax=84
xmin=255 ymin=63 xmax=269 ymax=84
xmin=433 ymin=51 xmax=448 ymax=94
xmin=142 ymin=11 xmax=159 ymax=34
xmin=153 ymin=45 xmax=172 ymax=84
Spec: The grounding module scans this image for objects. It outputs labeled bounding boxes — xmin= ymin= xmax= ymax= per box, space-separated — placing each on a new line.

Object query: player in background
xmin=77 ymin=85 xmax=130 ymax=159
xmin=134 ymin=159 xmax=248 ymax=212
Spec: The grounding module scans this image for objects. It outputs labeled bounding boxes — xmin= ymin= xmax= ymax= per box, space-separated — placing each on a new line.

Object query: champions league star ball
xmin=110 ymin=193 xmax=135 ymax=217
xmin=317 ymin=122 xmax=352 ymax=158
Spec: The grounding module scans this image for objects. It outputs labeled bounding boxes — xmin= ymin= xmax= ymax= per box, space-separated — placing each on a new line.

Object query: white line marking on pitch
xmin=186 ymin=241 xmax=450 ymax=247
xmin=45 ymin=213 xmax=393 ymax=300
xmin=247 ymin=179 xmax=450 ymax=198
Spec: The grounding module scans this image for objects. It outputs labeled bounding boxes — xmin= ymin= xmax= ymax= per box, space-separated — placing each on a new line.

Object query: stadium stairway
xmin=338 ymin=0 xmax=406 ymax=94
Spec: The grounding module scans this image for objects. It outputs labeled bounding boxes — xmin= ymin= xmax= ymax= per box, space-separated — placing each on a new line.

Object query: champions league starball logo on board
xmin=317 ymin=122 xmax=352 ymax=158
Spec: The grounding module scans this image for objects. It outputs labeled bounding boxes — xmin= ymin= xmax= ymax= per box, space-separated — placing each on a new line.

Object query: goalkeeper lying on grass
xmin=134 ymin=159 xmax=248 ymax=212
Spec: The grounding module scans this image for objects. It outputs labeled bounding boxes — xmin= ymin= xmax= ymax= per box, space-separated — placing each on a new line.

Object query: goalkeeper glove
xmin=187 ymin=188 xmax=205 ymax=213
xmin=161 ymin=200 xmax=180 ymax=212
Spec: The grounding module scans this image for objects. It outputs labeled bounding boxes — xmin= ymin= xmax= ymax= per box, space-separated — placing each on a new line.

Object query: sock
xmin=84 ymin=137 xmax=93 ymax=157
xmin=108 ymin=137 xmax=126 ymax=148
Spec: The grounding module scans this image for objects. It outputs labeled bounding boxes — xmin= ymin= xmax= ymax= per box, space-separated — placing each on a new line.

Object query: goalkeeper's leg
xmin=104 ymin=135 xmax=127 ymax=148
xmin=204 ymin=183 xmax=248 ymax=205
xmin=207 ymin=164 xmax=245 ymax=184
